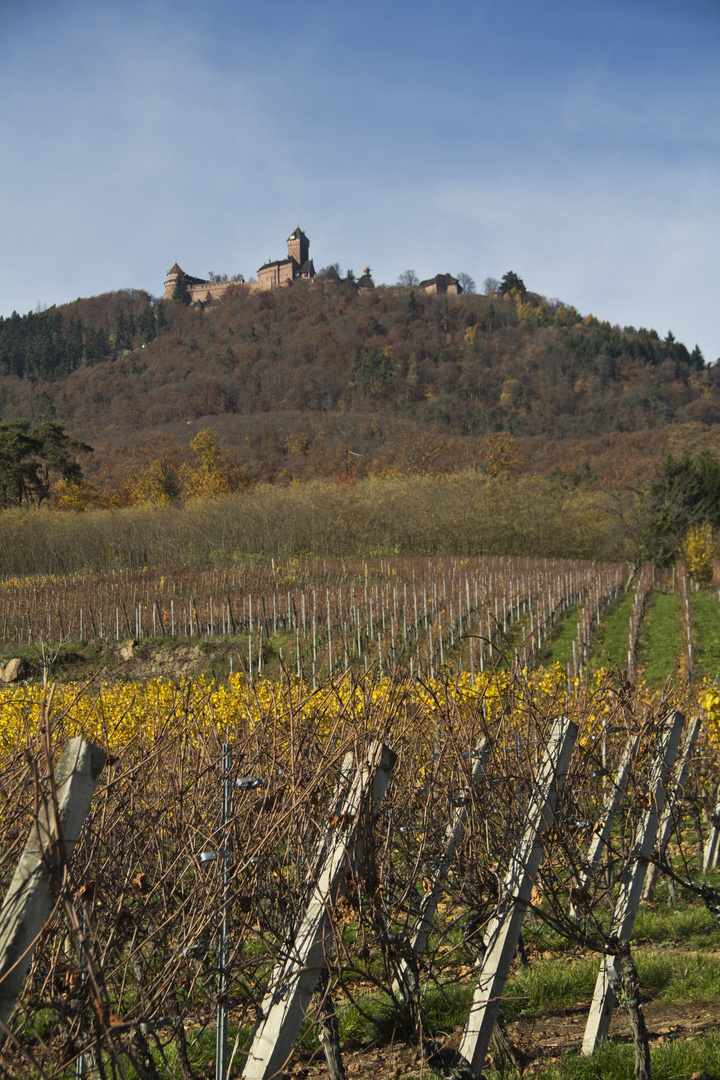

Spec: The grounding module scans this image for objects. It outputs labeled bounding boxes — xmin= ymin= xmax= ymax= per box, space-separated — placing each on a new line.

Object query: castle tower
xmin=287 ymin=227 xmax=309 ymax=268
xmin=164 ymin=262 xmax=185 ymax=300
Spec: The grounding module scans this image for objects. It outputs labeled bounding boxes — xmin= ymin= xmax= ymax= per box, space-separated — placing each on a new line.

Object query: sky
xmin=1 ymin=0 xmax=719 ymax=361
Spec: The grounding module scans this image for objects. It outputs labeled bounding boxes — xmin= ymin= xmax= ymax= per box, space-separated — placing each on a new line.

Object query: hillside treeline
xmin=0 ymin=280 xmax=717 ymax=491
xmin=0 ymin=472 xmax=627 ymax=576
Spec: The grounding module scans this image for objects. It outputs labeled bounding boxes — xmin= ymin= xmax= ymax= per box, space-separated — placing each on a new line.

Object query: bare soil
xmin=284 ymin=997 xmax=720 ymax=1080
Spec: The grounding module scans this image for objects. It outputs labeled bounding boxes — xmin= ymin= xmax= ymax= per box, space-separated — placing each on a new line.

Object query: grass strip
xmin=490 ymin=1032 xmax=720 ymax=1080
xmin=544 ymin=604 xmax=582 ymax=669
xmin=589 ymin=587 xmax=634 ymax=672
xmin=690 ymin=589 xmax=720 ymax=683
xmin=637 ymin=591 xmax=684 ymax=689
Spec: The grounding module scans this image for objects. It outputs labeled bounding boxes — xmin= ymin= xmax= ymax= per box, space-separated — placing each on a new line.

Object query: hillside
xmin=0 ymin=276 xmax=718 ymax=499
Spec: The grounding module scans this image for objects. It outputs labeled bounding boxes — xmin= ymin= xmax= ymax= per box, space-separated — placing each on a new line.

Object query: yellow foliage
xmin=52 ymin=477 xmax=97 ymax=512
xmin=681 ymin=522 xmax=717 ymax=586
xmin=479 ymin=433 xmax=521 ymax=476
xmin=703 ymin=682 xmax=720 ymax=748
xmin=130 ymin=459 xmax=177 ymax=506
xmin=0 ymin=665 xmax=608 ymax=756
xmin=514 ymin=292 xmax=535 ymax=321
xmin=125 ymin=433 xmax=183 ymax=506
xmin=180 ymin=429 xmax=232 ymax=498
xmin=499 ymin=379 xmax=520 ymax=404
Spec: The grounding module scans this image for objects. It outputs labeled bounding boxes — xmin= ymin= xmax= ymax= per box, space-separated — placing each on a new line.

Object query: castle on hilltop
xmin=163 ymin=228 xmax=317 ymax=305
xmin=164 ymin=227 xmax=461 ymax=304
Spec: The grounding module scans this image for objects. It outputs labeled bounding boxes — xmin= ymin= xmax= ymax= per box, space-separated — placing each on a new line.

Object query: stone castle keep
xmin=164 ymin=227 xmax=461 ymax=304
xmin=164 ymin=228 xmax=316 ymax=304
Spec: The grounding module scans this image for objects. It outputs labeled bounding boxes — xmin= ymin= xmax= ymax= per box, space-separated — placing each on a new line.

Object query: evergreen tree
xmin=0 ymin=420 xmax=43 ymax=506
xmin=0 ymin=420 xmax=92 ymax=507
xmin=499 ymin=271 xmax=526 ymax=297
xmin=642 ymin=449 xmax=720 ymax=564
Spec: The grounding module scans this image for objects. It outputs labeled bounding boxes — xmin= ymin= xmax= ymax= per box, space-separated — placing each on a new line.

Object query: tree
xmin=33 ymin=422 xmax=93 ymax=496
xmin=172 ymin=272 xmax=189 ymax=304
xmin=126 ymin=433 xmax=183 ymax=506
xmin=53 ymin=477 xmax=97 ymax=512
xmin=404 ymin=290 xmax=418 ymax=325
xmin=0 ymin=421 xmax=44 ymax=507
xmin=457 ymin=272 xmax=476 ymax=294
xmin=397 ymin=270 xmax=419 ymax=287
xmin=180 ymin=429 xmax=233 ymax=498
xmin=0 ymin=420 xmax=92 ymax=507
xmin=483 ymin=277 xmax=500 ymax=295
xmin=641 ymin=449 xmax=720 ymax=564
xmin=499 ymin=271 xmax=526 ymax=297
xmin=478 ymin=433 xmax=521 ymax=476
xmin=681 ymin=522 xmax=717 ymax=585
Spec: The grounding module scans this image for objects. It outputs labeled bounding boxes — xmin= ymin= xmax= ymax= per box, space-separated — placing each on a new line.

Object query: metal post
xmin=216 ymin=743 xmax=232 ymax=1080
xmin=75 ymin=903 xmax=88 ymax=1080
xmin=393 ymin=741 xmax=490 ymax=995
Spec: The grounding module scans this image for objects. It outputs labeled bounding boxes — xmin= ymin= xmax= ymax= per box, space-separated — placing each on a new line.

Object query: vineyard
xmin=0 ymin=557 xmax=720 ymax=1080
xmin=0 ymin=557 xmax=635 ymax=684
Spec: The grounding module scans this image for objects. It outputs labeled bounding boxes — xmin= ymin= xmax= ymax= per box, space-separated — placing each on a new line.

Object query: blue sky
xmin=1 ymin=0 xmax=718 ymax=361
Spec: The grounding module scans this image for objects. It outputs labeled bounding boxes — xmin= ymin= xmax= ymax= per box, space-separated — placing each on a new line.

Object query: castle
xmin=164 ymin=228 xmax=461 ymax=303
xmin=163 ymin=228 xmax=316 ymax=304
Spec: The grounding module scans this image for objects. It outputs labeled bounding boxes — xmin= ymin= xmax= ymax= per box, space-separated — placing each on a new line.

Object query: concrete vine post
xmin=392 ymin=740 xmax=490 ymax=1000
xmin=0 ymin=737 xmax=107 ymax=1039
xmin=642 ymin=716 xmax=700 ymax=903
xmin=451 ymin=715 xmax=577 ymax=1079
xmin=569 ymin=735 xmax=639 ymax=919
xmin=582 ymin=710 xmax=684 ymax=1056
xmin=703 ymin=790 xmax=720 ymax=874
xmin=241 ymin=741 xmax=397 ymax=1080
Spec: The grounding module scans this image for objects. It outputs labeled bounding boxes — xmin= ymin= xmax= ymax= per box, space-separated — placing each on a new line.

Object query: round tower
xmin=164 ymin=263 xmax=185 ymax=300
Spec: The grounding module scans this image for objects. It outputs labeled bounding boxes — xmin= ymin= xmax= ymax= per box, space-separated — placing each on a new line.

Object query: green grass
xmin=326 ymin=940 xmax=720 ymax=1047
xmin=589 ymin=588 xmax=634 ymax=672
xmin=499 ymin=948 xmax=720 ymax=1021
xmin=690 ymin=589 xmax=720 ymax=682
xmin=544 ymin=604 xmax=582 ymax=668
xmin=481 ymin=1032 xmax=720 ymax=1080
xmin=638 ymin=591 xmax=684 ymax=688
xmin=637 ymin=950 xmax=720 ymax=1002
xmin=634 ymin=898 xmax=720 ymax=952
xmin=502 ymin=958 xmax=599 ymax=1019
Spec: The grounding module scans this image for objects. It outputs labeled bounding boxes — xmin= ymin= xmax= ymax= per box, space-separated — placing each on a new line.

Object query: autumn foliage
xmin=0 ymin=279 xmax=716 ymax=504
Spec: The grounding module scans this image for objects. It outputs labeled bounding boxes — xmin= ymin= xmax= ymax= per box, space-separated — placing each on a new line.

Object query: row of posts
xmin=0 ymin=707 xmax=717 ymax=1078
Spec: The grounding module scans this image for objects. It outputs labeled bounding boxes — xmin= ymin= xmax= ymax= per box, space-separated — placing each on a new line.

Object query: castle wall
xmin=185 ymin=280 xmax=244 ymax=303
xmin=422 ymin=281 xmax=461 ymax=295
xmin=256 ymin=261 xmax=296 ymax=290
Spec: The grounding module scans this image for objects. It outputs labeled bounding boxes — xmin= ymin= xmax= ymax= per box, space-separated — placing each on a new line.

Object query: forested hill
xmin=0 ymin=276 xmax=717 ymax=492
